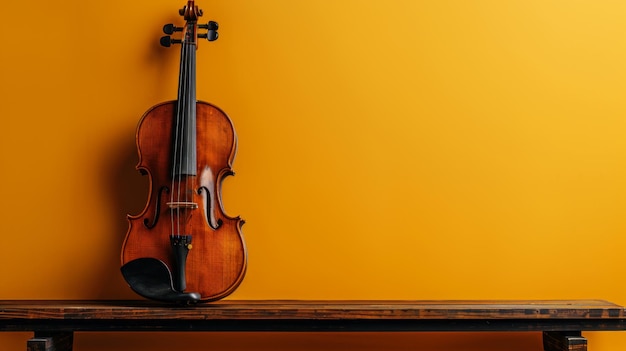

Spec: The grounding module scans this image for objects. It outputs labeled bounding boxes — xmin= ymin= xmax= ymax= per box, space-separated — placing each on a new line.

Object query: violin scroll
xmin=161 ymin=1 xmax=218 ymax=48
xmin=179 ymin=1 xmax=202 ymax=19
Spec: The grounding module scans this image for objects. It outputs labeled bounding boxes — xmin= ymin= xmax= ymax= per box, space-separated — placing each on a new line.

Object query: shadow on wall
xmin=92 ymin=131 xmax=149 ymax=300
xmin=84 ymin=20 xmax=184 ymax=300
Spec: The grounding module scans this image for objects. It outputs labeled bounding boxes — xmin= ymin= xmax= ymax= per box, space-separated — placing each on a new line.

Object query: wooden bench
xmin=0 ymin=300 xmax=624 ymax=351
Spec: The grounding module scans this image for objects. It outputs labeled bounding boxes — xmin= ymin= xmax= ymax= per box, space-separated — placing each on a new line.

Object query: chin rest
xmin=121 ymin=257 xmax=201 ymax=304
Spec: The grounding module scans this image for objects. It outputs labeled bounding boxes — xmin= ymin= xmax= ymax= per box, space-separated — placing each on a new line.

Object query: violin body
xmin=120 ymin=1 xmax=246 ymax=303
xmin=122 ymin=101 xmax=246 ymax=302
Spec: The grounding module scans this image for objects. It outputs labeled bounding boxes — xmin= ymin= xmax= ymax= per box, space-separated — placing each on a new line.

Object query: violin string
xmin=181 ymin=24 xmax=197 ymax=238
xmin=178 ymin=36 xmax=191 ymax=237
xmin=182 ymin=37 xmax=191 ymax=237
xmin=171 ymin=29 xmax=187 ymax=237
xmin=188 ymin=30 xmax=197 ymax=237
xmin=171 ymin=22 xmax=199 ymax=239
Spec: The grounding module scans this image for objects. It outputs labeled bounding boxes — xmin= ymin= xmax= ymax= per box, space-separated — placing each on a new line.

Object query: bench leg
xmin=27 ymin=332 xmax=73 ymax=351
xmin=543 ymin=331 xmax=587 ymax=351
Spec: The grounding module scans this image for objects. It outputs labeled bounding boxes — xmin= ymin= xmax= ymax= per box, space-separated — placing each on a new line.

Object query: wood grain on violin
xmin=120 ymin=0 xmax=246 ymax=303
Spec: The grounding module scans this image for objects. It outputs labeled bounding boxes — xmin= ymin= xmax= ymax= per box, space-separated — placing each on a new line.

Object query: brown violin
xmin=121 ymin=0 xmax=246 ymax=303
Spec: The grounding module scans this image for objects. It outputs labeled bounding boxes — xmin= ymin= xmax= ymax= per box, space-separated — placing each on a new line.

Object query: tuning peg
xmin=208 ymin=30 xmax=218 ymax=41
xmin=198 ymin=21 xmax=218 ymax=42
xmin=163 ymin=24 xmax=183 ymax=35
xmin=198 ymin=31 xmax=219 ymax=41
xmin=198 ymin=21 xmax=219 ymax=31
xmin=160 ymin=36 xmax=182 ymax=47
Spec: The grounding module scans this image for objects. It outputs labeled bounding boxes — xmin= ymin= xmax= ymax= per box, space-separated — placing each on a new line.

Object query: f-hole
xmin=144 ymin=186 xmax=170 ymax=229
xmin=198 ymin=186 xmax=222 ymax=230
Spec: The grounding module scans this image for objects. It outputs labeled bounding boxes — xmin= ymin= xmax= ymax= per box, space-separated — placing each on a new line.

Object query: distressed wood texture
xmin=0 ymin=300 xmax=624 ymax=351
xmin=27 ymin=332 xmax=73 ymax=351
xmin=543 ymin=331 xmax=587 ymax=351
xmin=0 ymin=300 xmax=623 ymax=324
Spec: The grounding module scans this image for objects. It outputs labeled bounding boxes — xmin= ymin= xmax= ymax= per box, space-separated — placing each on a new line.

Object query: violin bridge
xmin=166 ymin=201 xmax=199 ymax=209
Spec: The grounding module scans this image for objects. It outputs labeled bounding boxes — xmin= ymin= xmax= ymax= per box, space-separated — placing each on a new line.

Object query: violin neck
xmin=173 ymin=23 xmax=198 ymax=177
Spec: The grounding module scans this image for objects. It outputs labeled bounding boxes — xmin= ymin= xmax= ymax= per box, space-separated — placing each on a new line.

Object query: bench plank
xmin=0 ymin=299 xmax=623 ymax=320
xmin=0 ymin=300 xmax=623 ymax=332
xmin=0 ymin=300 xmax=624 ymax=351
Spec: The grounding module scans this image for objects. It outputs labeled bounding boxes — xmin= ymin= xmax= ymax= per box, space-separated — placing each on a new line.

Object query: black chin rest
xmin=121 ymin=257 xmax=201 ymax=304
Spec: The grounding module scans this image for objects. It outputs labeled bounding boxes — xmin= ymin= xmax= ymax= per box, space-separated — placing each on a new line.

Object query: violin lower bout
xmin=123 ymin=210 xmax=246 ymax=302
xmin=121 ymin=100 xmax=246 ymax=302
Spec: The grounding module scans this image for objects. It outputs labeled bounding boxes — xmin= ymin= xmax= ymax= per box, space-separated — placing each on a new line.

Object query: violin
xmin=121 ymin=0 xmax=246 ymax=303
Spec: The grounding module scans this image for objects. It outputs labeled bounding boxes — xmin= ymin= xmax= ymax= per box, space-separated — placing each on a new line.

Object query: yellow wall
xmin=1 ymin=0 xmax=625 ymax=350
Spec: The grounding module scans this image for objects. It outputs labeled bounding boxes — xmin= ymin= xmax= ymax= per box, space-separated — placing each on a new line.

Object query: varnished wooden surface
xmin=0 ymin=300 xmax=621 ymax=351
xmin=0 ymin=299 xmax=623 ymax=320
xmin=123 ymin=101 xmax=246 ymax=302
xmin=0 ymin=300 xmax=624 ymax=333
